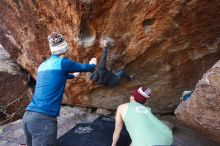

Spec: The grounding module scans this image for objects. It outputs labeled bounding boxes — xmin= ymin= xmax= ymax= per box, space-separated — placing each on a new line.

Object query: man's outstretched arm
xmin=112 ymin=106 xmax=123 ymax=146
xmin=61 ymin=58 xmax=96 ymax=73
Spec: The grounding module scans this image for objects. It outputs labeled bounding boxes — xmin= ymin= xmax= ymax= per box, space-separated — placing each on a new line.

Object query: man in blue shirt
xmin=22 ymin=32 xmax=96 ymax=146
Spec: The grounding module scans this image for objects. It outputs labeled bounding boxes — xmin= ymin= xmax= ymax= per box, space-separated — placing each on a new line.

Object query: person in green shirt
xmin=111 ymin=87 xmax=173 ymax=146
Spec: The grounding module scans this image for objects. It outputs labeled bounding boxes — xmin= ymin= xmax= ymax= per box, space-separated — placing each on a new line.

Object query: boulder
xmin=0 ymin=45 xmax=32 ymax=125
xmin=96 ymin=108 xmax=113 ymax=116
xmin=0 ymin=0 xmax=220 ymax=113
xmin=175 ymin=60 xmax=220 ymax=143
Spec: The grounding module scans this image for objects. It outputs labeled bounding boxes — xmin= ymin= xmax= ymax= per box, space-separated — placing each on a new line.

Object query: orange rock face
xmin=0 ymin=0 xmax=220 ymax=112
xmin=175 ymin=60 xmax=220 ymax=143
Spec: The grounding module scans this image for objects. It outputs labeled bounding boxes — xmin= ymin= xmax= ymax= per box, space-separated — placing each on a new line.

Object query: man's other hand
xmin=89 ymin=58 xmax=97 ymax=65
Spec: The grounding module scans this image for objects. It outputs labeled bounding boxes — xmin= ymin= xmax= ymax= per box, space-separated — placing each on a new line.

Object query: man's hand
xmin=100 ymin=37 xmax=115 ymax=48
xmin=89 ymin=58 xmax=97 ymax=65
xmin=73 ymin=72 xmax=80 ymax=77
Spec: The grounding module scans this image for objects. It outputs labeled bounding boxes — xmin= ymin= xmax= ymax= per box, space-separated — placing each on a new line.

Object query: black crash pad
xmin=57 ymin=123 xmax=131 ymax=146
xmin=93 ymin=115 xmax=115 ymax=126
xmin=93 ymin=115 xmax=130 ymax=136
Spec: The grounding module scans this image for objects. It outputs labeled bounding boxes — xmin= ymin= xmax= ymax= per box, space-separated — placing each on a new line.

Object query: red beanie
xmin=132 ymin=87 xmax=151 ymax=104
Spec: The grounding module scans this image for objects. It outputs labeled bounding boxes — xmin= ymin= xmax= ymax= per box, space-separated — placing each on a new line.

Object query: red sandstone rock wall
xmin=0 ymin=0 xmax=220 ymax=113
xmin=175 ymin=60 xmax=220 ymax=143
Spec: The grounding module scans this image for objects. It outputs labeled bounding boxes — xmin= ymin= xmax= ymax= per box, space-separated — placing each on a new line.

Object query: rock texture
xmin=0 ymin=45 xmax=32 ymax=125
xmin=0 ymin=0 xmax=220 ymax=113
xmin=175 ymin=60 xmax=220 ymax=143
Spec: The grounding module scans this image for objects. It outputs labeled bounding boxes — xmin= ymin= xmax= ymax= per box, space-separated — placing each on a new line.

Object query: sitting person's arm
xmin=112 ymin=106 xmax=124 ymax=146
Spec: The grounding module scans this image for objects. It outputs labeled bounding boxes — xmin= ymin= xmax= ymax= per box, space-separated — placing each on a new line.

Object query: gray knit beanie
xmin=48 ymin=32 xmax=68 ymax=55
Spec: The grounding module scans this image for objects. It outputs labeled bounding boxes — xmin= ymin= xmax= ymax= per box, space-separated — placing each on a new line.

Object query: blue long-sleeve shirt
xmin=26 ymin=55 xmax=96 ymax=117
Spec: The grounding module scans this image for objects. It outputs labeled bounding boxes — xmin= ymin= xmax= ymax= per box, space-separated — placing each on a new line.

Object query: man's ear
xmin=130 ymin=96 xmax=134 ymax=101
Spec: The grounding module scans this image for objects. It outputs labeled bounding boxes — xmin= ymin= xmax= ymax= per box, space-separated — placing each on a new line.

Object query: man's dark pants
xmin=97 ymin=47 xmax=131 ymax=80
xmin=22 ymin=111 xmax=57 ymax=146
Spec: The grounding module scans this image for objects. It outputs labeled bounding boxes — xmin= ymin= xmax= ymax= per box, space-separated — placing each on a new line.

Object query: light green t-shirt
xmin=124 ymin=102 xmax=173 ymax=146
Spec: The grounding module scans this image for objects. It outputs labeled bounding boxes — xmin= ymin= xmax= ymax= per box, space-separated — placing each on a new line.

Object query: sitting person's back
xmin=112 ymin=87 xmax=173 ymax=146
xmin=125 ymin=102 xmax=173 ymax=146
